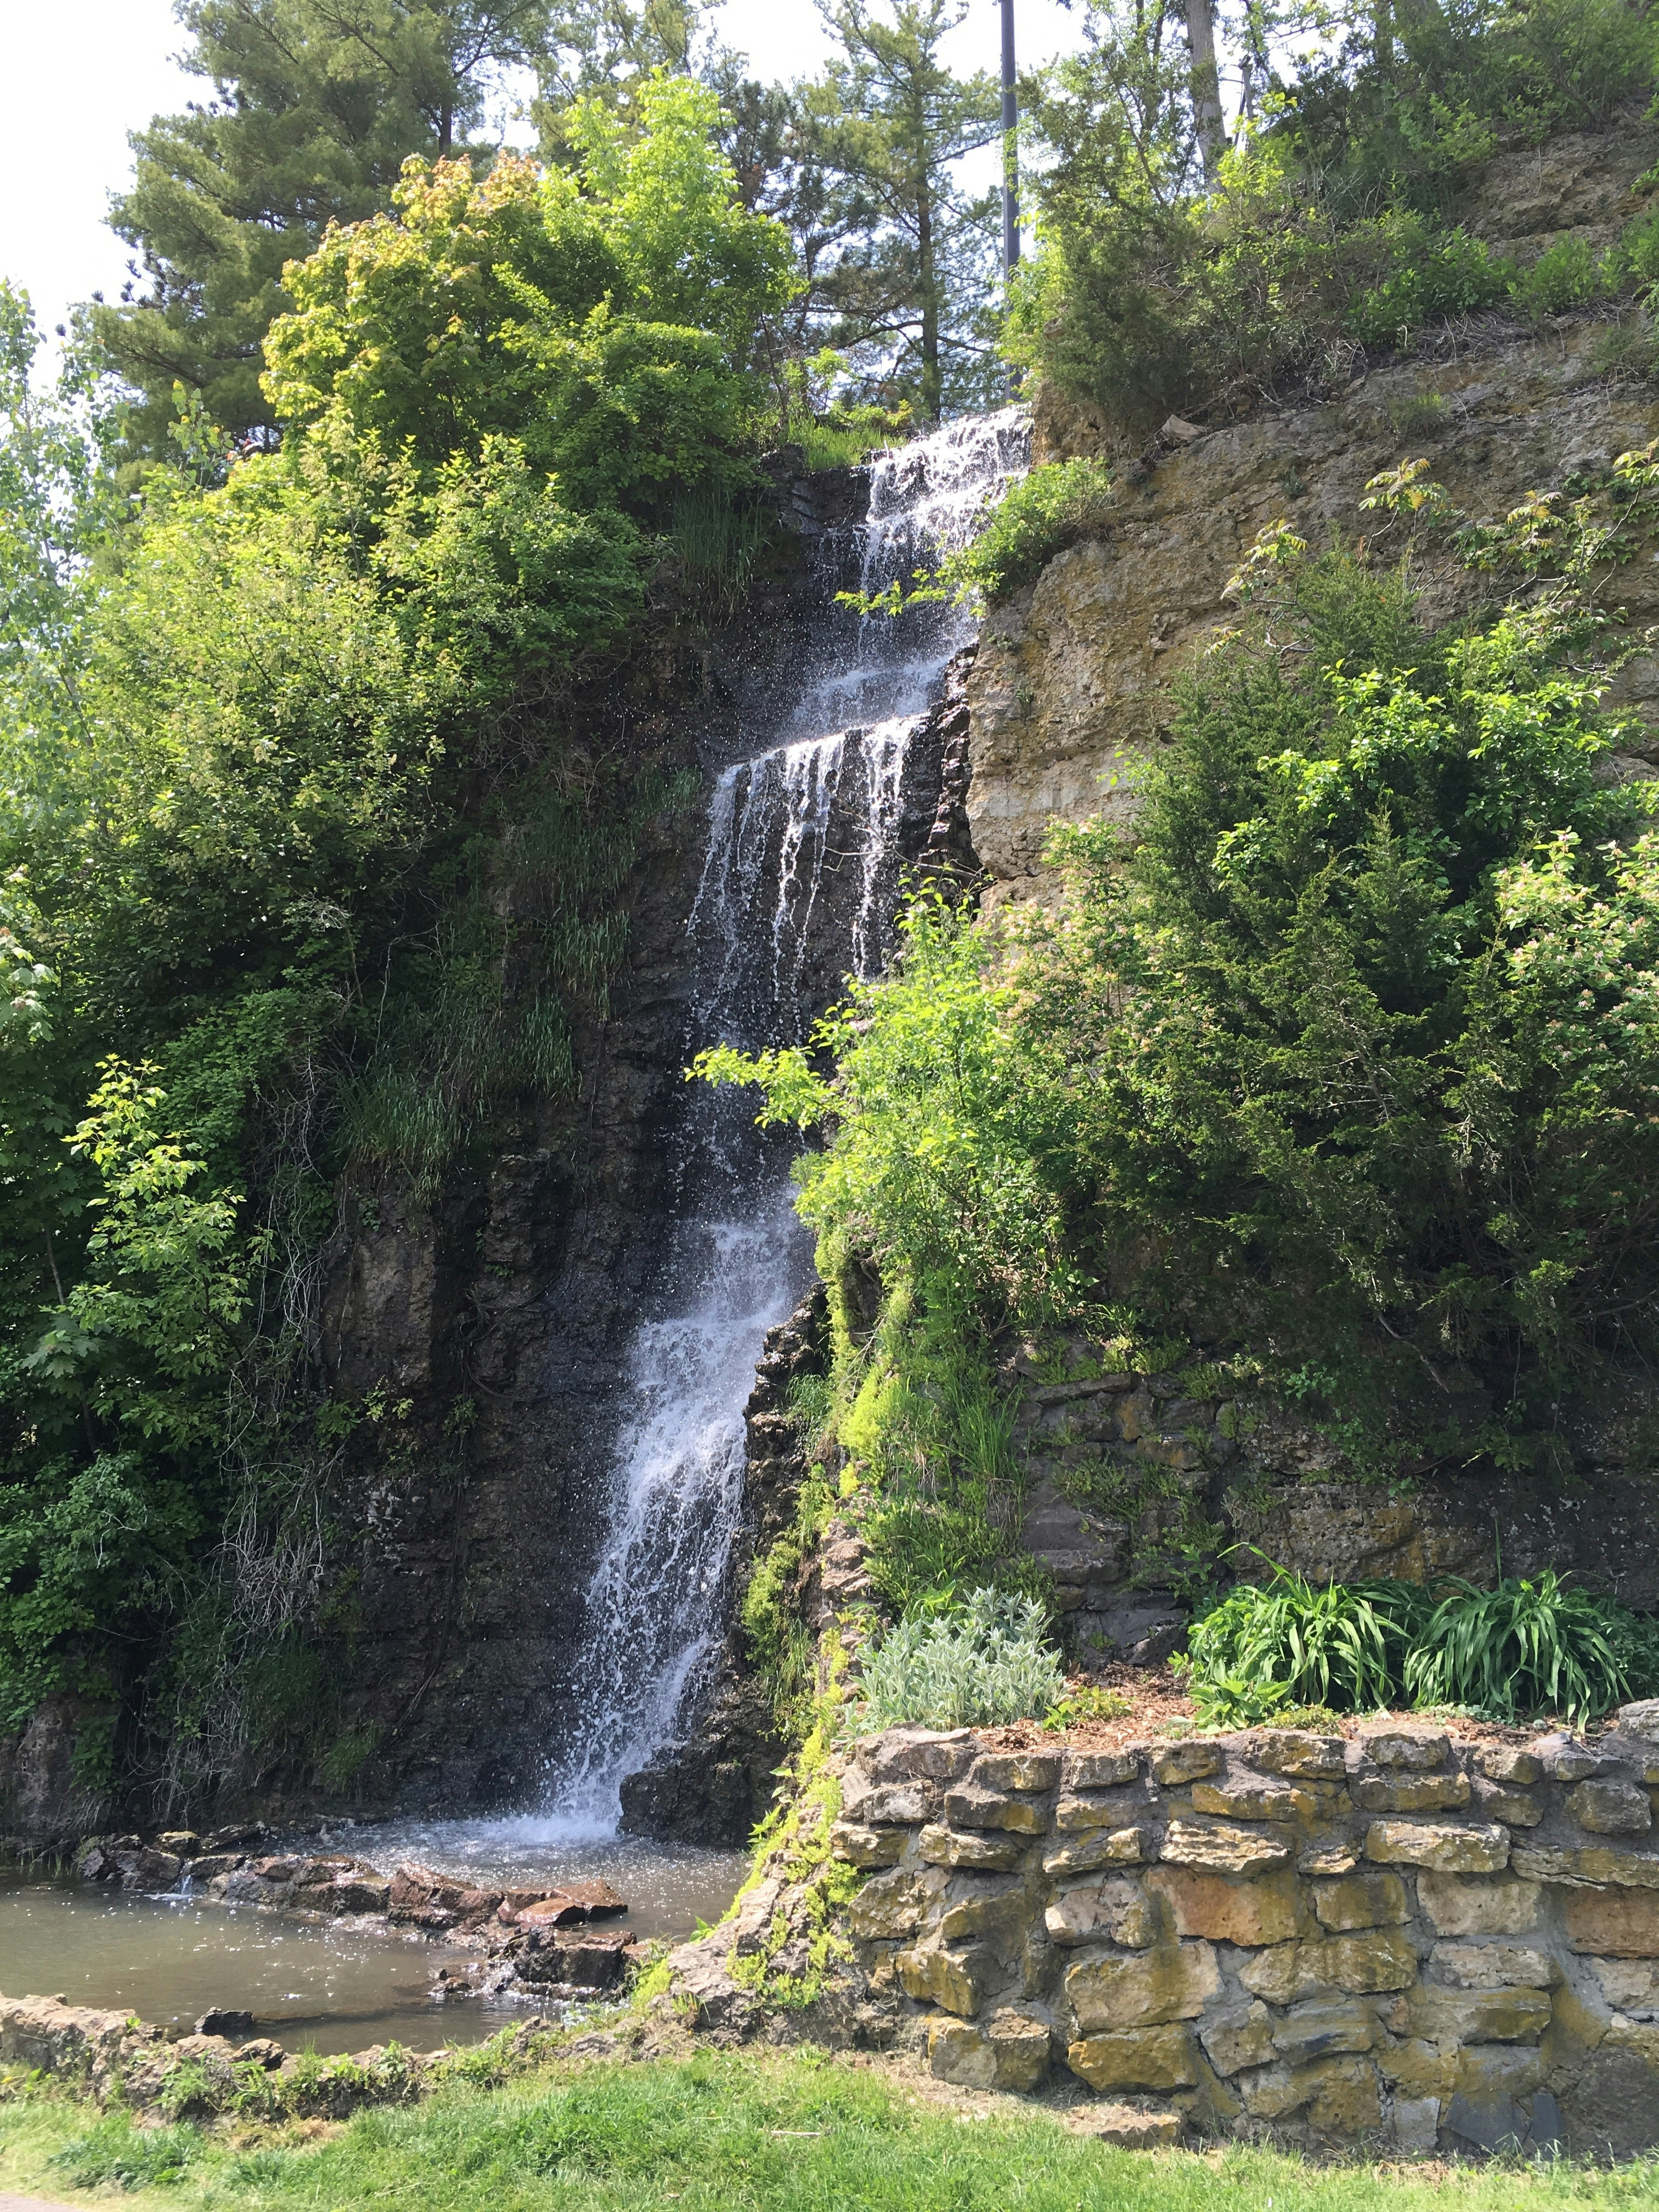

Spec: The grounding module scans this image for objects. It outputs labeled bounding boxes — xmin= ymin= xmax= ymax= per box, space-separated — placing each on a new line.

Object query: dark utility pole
xmin=1000 ymin=0 xmax=1019 ymax=283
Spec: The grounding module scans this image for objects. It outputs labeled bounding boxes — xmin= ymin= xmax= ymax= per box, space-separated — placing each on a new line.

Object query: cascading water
xmin=536 ymin=409 xmax=1030 ymax=1841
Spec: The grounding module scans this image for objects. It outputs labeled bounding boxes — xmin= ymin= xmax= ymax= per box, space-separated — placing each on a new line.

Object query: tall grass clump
xmin=1183 ymin=1563 xmax=1659 ymax=1727
xmin=1179 ymin=1565 xmax=1433 ymax=1726
xmin=1402 ymin=1572 xmax=1634 ymax=1725
xmin=851 ymin=1588 xmax=1065 ymax=1731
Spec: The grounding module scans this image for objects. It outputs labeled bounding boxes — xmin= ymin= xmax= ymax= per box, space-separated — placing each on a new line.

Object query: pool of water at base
xmin=1 ymin=1824 xmax=749 ymax=2056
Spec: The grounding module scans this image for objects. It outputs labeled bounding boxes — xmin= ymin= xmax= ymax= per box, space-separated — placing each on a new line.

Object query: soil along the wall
xmin=663 ymin=1705 xmax=1659 ymax=2155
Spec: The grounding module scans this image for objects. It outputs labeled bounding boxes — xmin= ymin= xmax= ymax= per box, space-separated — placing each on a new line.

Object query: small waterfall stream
xmin=537 ymin=410 xmax=1030 ymax=1840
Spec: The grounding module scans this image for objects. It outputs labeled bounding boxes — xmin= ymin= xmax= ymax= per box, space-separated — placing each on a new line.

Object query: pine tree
xmin=89 ymin=0 xmax=553 ymax=455
xmin=802 ymin=0 xmax=1001 ymax=418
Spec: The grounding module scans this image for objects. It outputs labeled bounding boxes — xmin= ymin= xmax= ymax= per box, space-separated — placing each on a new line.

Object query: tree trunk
xmin=917 ymin=173 xmax=940 ymax=421
xmin=439 ymin=97 xmax=453 ymax=159
xmin=1185 ymin=0 xmax=1225 ymax=187
xmin=1372 ymin=0 xmax=1395 ymax=74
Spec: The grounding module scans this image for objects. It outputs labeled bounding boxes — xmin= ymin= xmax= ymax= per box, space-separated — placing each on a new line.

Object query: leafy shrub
xmin=1510 ymin=235 xmax=1609 ymax=321
xmin=851 ymin=1588 xmax=1066 ymax=1731
xmin=1403 ymin=1572 xmax=1634 ymax=1724
xmin=1346 ymin=217 xmax=1511 ymax=350
xmin=947 ymin=460 xmax=1115 ymax=603
xmin=1178 ymin=1565 xmax=1432 ymax=1726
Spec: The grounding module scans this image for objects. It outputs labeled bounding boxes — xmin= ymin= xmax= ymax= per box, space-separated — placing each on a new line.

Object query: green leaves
xmin=264 ymin=86 xmax=795 ymax=505
xmin=1403 ymin=1572 xmax=1634 ymax=1726
xmin=851 ymin=1587 xmax=1066 ymax=1732
xmin=1183 ymin=1562 xmax=1654 ymax=1728
xmin=1179 ymin=1565 xmax=1434 ymax=1726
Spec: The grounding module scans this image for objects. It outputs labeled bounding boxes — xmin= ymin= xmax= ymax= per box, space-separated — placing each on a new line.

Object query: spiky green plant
xmin=1180 ymin=1564 xmax=1432 ymax=1726
xmin=850 ymin=1588 xmax=1065 ymax=1733
xmin=1402 ymin=1571 xmax=1631 ymax=1725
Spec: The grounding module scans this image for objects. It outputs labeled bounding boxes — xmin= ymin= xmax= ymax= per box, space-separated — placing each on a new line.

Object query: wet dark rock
xmin=195 ymin=2007 xmax=255 ymax=2038
xmin=0 ymin=1694 xmax=115 ymax=1848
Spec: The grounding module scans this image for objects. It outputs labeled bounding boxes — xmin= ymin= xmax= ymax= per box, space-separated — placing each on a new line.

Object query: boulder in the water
xmin=195 ymin=2007 xmax=255 ymax=2038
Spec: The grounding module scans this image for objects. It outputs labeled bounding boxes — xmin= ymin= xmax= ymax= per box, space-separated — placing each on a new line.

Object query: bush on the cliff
xmin=851 ymin=1587 xmax=1066 ymax=1732
xmin=700 ymin=450 xmax=1659 ymax=1475
xmin=1008 ymin=0 xmax=1659 ymax=430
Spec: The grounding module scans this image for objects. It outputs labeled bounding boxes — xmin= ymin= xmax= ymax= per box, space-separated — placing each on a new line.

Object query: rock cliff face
xmin=208 ymin=464 xmax=881 ymax=1825
xmin=969 ymin=319 xmax=1659 ymax=904
xmin=941 ymin=134 xmax=1659 ymax=1634
xmin=667 ymin=1705 xmax=1659 ymax=2155
xmin=971 ymin=120 xmax=1659 ymax=904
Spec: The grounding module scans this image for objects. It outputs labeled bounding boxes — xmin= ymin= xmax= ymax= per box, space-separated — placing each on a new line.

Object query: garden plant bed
xmin=975 ymin=1663 xmax=1612 ymax=1760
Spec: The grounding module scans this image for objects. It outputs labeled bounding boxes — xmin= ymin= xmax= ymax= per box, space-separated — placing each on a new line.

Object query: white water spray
xmin=539 ymin=410 xmax=1029 ymax=1838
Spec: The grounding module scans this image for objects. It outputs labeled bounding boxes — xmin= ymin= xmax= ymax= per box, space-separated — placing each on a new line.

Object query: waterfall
xmin=536 ymin=409 xmax=1029 ymax=1841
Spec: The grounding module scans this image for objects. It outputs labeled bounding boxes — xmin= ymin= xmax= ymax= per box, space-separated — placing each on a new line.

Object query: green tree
xmin=0 ymin=78 xmax=798 ymax=1771
xmin=89 ymin=0 xmax=556 ymax=455
xmin=800 ymin=0 xmax=1001 ymax=417
xmin=532 ymin=0 xmax=702 ymax=133
xmin=263 ymin=81 xmax=796 ymax=499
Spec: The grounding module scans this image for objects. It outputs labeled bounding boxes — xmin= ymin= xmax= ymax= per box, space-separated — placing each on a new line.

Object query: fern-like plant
xmin=1402 ymin=1572 xmax=1630 ymax=1725
xmin=851 ymin=1588 xmax=1066 ymax=1733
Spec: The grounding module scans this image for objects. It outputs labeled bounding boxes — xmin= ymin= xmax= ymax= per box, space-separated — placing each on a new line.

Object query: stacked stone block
xmin=819 ymin=1702 xmax=1659 ymax=2153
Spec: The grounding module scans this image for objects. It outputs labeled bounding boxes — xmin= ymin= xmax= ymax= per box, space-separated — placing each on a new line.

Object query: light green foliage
xmin=740 ymin=1460 xmax=834 ymax=1739
xmin=1042 ymin=1681 xmax=1132 ymax=1729
xmin=727 ymin=1657 xmax=863 ymax=2006
xmin=15 ymin=2046 xmax=1659 ymax=2208
xmin=49 ymin=1062 xmax=247 ymax=1443
xmin=950 ymin=460 xmax=1115 ymax=603
xmin=1403 ymin=1571 xmax=1641 ymax=1725
xmin=263 ymin=86 xmax=796 ymax=501
xmin=1178 ymin=1565 xmax=1433 ymax=1727
xmin=851 ymin=1587 xmax=1066 ymax=1731
xmin=699 ymin=891 xmax=1070 ymax=1306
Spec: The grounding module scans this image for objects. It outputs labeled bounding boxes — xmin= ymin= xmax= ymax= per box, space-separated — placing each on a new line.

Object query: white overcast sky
xmin=0 ymin=0 xmax=1090 ymax=346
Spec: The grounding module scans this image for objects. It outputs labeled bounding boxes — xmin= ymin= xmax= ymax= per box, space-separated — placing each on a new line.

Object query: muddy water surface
xmin=1 ymin=1826 xmax=746 ymax=2054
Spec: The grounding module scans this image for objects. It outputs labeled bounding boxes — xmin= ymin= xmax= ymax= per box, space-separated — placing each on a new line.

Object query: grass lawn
xmin=4 ymin=2049 xmax=1659 ymax=2212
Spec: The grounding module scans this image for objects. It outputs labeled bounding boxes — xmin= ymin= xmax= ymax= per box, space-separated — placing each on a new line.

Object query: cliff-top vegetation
xmin=708 ymin=447 xmax=1659 ymax=1702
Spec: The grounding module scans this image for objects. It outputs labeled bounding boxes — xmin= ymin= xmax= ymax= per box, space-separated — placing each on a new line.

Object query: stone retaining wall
xmin=669 ymin=1703 xmax=1659 ymax=2157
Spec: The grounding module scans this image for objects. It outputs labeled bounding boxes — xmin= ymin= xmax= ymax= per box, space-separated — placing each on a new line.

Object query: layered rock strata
xmin=666 ymin=1702 xmax=1659 ymax=2155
